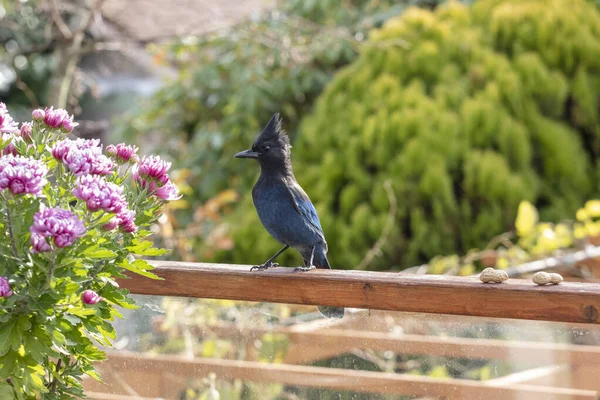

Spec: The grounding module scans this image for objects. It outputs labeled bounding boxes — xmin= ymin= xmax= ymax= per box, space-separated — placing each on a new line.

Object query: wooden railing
xmin=118 ymin=260 xmax=600 ymax=324
xmin=82 ymin=261 xmax=600 ymax=400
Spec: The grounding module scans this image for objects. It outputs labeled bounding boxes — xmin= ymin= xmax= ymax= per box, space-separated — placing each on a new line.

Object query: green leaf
xmin=24 ymin=334 xmax=52 ymax=363
xmin=52 ymin=330 xmax=70 ymax=356
xmin=82 ymin=245 xmax=117 ymax=259
xmin=17 ymin=315 xmax=31 ymax=332
xmin=81 ymin=345 xmax=107 ymax=362
xmin=63 ymin=281 xmax=80 ymax=295
xmin=0 ymin=318 xmax=20 ymax=355
xmin=62 ymin=314 xmax=81 ymax=326
xmin=67 ymin=306 xmax=97 ymax=317
xmin=83 ymin=368 xmax=103 ymax=382
xmin=0 ymin=349 xmax=17 ymax=377
xmin=126 ymin=240 xmax=170 ymax=256
xmin=0 ymin=383 xmax=13 ymax=399
xmin=117 ymin=259 xmax=163 ymax=280
xmin=23 ymin=364 xmax=48 ymax=394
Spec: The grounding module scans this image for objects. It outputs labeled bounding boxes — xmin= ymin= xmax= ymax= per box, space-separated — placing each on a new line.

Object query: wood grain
xmin=118 ymin=260 xmax=600 ymax=324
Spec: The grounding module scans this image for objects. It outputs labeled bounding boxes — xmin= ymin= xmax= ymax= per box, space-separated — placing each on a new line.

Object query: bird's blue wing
xmin=286 ymin=181 xmax=325 ymax=240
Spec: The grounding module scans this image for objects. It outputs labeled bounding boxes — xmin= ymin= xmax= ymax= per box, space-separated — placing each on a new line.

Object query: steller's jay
xmin=235 ymin=113 xmax=345 ymax=319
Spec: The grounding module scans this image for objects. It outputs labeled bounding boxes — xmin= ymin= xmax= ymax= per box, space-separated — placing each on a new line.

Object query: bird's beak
xmin=235 ymin=149 xmax=260 ymax=159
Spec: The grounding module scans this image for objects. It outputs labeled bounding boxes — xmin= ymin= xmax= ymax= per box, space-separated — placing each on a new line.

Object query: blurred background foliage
xmin=0 ymin=0 xmax=100 ymax=117
xmin=221 ymin=0 xmax=600 ymax=270
xmin=114 ymin=0 xmax=458 ymax=263
xmin=0 ymin=0 xmax=51 ymax=113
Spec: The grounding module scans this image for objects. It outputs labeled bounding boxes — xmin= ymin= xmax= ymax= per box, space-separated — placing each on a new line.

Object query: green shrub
xmin=224 ymin=0 xmax=600 ymax=270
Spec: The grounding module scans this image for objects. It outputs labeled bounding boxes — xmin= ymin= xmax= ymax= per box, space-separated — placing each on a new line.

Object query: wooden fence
xmin=83 ymin=261 xmax=600 ymax=400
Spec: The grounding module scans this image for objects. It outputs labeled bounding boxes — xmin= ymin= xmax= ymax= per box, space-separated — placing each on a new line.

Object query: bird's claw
xmin=250 ymin=262 xmax=279 ymax=272
xmin=294 ymin=265 xmax=316 ymax=273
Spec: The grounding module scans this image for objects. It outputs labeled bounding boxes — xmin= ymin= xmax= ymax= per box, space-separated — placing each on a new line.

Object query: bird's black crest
xmin=256 ymin=113 xmax=290 ymax=148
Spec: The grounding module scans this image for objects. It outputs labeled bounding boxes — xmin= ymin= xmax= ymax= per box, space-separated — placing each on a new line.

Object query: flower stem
xmin=2 ymin=194 xmax=19 ymax=258
xmin=46 ymin=256 xmax=56 ymax=288
xmin=48 ymin=358 xmax=62 ymax=393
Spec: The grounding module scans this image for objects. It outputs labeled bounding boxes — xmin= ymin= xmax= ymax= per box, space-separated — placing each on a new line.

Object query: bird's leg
xmin=250 ymin=245 xmax=289 ymax=271
xmin=294 ymin=246 xmax=316 ymax=272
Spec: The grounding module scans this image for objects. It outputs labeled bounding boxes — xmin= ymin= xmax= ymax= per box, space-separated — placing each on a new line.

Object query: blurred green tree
xmin=115 ymin=0 xmax=454 ymax=262
xmin=0 ymin=0 xmax=106 ymax=117
xmin=115 ymin=0 xmax=452 ymax=204
xmin=224 ymin=0 xmax=600 ymax=271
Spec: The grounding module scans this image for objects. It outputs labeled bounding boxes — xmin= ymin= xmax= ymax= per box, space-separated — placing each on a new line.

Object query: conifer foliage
xmin=227 ymin=0 xmax=600 ymax=270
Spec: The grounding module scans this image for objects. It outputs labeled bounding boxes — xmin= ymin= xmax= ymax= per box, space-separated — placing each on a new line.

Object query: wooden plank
xmin=284 ymin=330 xmax=600 ymax=365
xmin=118 ymin=261 xmax=600 ymax=324
xmin=86 ymin=393 xmax=160 ymax=400
xmin=195 ymin=323 xmax=600 ymax=365
xmin=484 ymin=364 xmax=572 ymax=387
xmin=572 ymin=365 xmax=600 ymax=391
xmin=89 ymin=352 xmax=599 ymax=400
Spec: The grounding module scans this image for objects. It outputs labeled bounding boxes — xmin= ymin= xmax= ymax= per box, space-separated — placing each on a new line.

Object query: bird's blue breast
xmin=252 ymin=179 xmax=325 ymax=248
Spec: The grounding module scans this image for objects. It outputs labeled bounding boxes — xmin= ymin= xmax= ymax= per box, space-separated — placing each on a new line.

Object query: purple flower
xmin=81 ymin=289 xmax=103 ymax=305
xmin=0 ymin=103 xmax=19 ymax=134
xmin=102 ymin=216 xmax=120 ymax=231
xmin=51 ymin=140 xmax=72 ymax=160
xmin=0 ymin=155 xmax=48 ymax=196
xmin=32 ymin=108 xmax=45 ymax=121
xmin=43 ymin=107 xmax=78 ymax=132
xmin=117 ymin=209 xmax=137 ymax=233
xmin=1 ymin=133 xmax=19 ymax=156
xmin=0 ymin=276 xmax=12 ymax=297
xmin=73 ymin=175 xmax=126 ymax=213
xmin=101 ymin=209 xmax=137 ymax=233
xmin=61 ymin=118 xmax=77 ymax=133
xmin=52 ymin=139 xmax=113 ymax=176
xmin=30 ymin=206 xmax=86 ymax=252
xmin=155 ymin=181 xmax=182 ymax=201
xmin=31 ymin=233 xmax=52 ymax=253
xmin=134 ymin=155 xmax=171 ymax=191
xmin=106 ymin=143 xmax=139 ymax=164
xmin=20 ymin=122 xmax=33 ymax=142
xmin=64 ymin=149 xmax=113 ymax=176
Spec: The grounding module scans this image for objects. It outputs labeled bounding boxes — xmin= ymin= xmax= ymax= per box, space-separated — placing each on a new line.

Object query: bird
xmin=235 ymin=113 xmax=344 ymax=319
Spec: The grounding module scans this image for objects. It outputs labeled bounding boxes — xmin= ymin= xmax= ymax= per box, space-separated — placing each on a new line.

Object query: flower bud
xmin=81 ymin=289 xmax=103 ymax=305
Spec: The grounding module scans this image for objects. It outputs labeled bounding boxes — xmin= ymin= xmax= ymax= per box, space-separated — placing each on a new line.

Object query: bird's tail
xmin=318 ymin=305 xmax=345 ymax=319
xmin=316 ymin=256 xmax=344 ymax=318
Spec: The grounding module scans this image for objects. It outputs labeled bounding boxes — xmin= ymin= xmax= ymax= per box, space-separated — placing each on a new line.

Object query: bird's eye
xmin=263 ymin=145 xmax=271 ymax=152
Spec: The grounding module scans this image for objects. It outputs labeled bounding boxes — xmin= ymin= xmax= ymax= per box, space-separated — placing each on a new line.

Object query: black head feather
xmin=254 ymin=113 xmax=290 ymax=149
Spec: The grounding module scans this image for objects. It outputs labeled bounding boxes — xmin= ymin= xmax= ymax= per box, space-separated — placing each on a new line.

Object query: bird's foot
xmin=250 ymin=262 xmax=279 ymax=272
xmin=294 ymin=265 xmax=316 ymax=273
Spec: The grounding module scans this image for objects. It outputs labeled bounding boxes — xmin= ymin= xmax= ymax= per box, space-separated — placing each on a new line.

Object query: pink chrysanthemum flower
xmin=52 ymin=138 xmax=113 ymax=176
xmin=63 ymin=148 xmax=113 ymax=176
xmin=73 ymin=175 xmax=126 ymax=213
xmin=0 ymin=276 xmax=12 ymax=297
xmin=102 ymin=208 xmax=137 ymax=233
xmin=1 ymin=133 xmax=20 ymax=156
xmin=20 ymin=122 xmax=33 ymax=142
xmin=0 ymin=155 xmax=48 ymax=196
xmin=32 ymin=108 xmax=45 ymax=121
xmin=0 ymin=103 xmax=19 ymax=134
xmin=106 ymin=143 xmax=139 ymax=164
xmin=43 ymin=107 xmax=78 ymax=132
xmin=30 ymin=206 xmax=86 ymax=252
xmin=155 ymin=181 xmax=182 ymax=201
xmin=81 ymin=289 xmax=103 ymax=305
xmin=134 ymin=155 xmax=171 ymax=191
xmin=118 ymin=209 xmax=137 ymax=233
